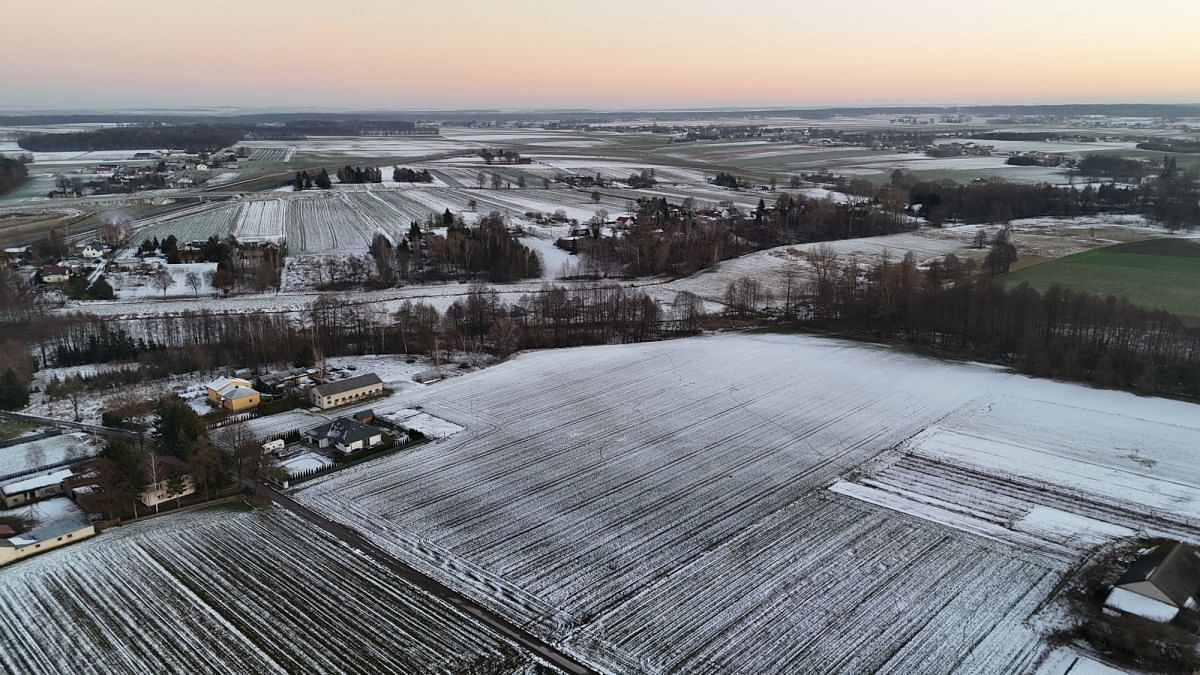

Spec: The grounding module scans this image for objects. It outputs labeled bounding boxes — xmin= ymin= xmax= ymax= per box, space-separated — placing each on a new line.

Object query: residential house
xmin=302 ymin=418 xmax=385 ymax=457
xmin=0 ymin=469 xmax=74 ymax=508
xmin=75 ymin=240 xmax=106 ymax=259
xmin=38 ymin=265 xmax=70 ymax=284
xmin=1104 ymin=541 xmax=1200 ymax=622
xmin=138 ymin=456 xmax=196 ymax=508
xmin=0 ymin=520 xmax=96 ymax=567
xmin=206 ymin=376 xmax=261 ymax=411
xmin=309 ymin=373 xmax=384 ymax=409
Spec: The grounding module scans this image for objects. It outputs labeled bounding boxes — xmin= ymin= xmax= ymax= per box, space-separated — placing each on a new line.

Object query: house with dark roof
xmin=302 ymin=418 xmax=385 ymax=456
xmin=309 ymin=373 xmax=384 ymax=409
xmin=1104 ymin=541 xmax=1200 ymax=622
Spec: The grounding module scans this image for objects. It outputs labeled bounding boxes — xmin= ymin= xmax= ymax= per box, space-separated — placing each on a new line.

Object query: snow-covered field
xmin=0 ymin=506 xmax=527 ymax=673
xmin=131 ymin=203 xmax=239 ymax=245
xmin=0 ymin=433 xmax=101 ymax=478
xmin=287 ymin=332 xmax=1192 ymax=673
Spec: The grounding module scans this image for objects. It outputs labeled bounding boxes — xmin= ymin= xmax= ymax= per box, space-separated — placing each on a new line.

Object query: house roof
xmin=1117 ymin=541 xmax=1200 ymax=608
xmin=221 ymin=386 xmax=258 ymax=400
xmin=207 ymin=376 xmax=251 ymax=391
xmin=0 ymin=468 xmax=74 ymax=496
xmin=303 ymin=418 xmax=381 ymax=446
xmin=311 ymin=373 xmax=383 ymax=398
xmin=141 ymin=455 xmax=191 ymax=479
xmin=352 ymin=409 xmax=375 ymax=422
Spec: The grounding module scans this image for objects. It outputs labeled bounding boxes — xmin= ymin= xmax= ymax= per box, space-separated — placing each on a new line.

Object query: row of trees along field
xmin=16 ymin=125 xmax=246 ymax=152
xmin=0 ymin=156 xmax=29 ymax=195
xmin=0 ymin=280 xmax=689 ymax=395
xmin=789 ymin=250 xmax=1200 ymax=399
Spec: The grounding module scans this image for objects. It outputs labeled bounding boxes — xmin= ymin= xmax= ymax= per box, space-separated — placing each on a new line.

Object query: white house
xmin=1104 ymin=541 xmax=1200 ymax=622
xmin=75 ymin=240 xmax=106 ymax=259
xmin=138 ymin=456 xmax=196 ymax=507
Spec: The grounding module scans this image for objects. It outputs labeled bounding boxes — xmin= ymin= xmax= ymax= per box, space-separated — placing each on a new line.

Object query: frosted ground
xmin=0 ymin=506 xmax=531 ymax=674
xmin=293 ymin=332 xmax=1200 ymax=673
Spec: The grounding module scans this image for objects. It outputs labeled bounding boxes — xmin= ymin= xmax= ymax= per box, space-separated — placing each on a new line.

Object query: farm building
xmin=138 ymin=456 xmax=196 ymax=508
xmin=302 ymin=418 xmax=385 ymax=456
xmin=206 ymin=376 xmax=261 ymax=411
xmin=0 ymin=469 xmax=74 ymax=508
xmin=0 ymin=520 xmax=96 ymax=567
xmin=309 ymin=373 xmax=384 ymax=409
xmin=1104 ymin=541 xmax=1200 ymax=622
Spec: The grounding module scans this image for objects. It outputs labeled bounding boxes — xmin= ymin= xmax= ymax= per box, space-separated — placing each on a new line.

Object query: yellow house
xmin=205 ymin=377 xmax=261 ymax=412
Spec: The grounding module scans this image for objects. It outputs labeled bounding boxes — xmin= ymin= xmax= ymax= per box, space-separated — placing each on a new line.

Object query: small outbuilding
xmin=1104 ymin=541 xmax=1200 ymax=622
xmin=0 ymin=469 xmax=74 ymax=508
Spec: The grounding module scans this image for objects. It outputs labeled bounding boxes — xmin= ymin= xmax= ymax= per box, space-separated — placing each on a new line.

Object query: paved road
xmin=255 ymin=482 xmax=597 ymax=675
xmin=0 ymin=410 xmax=140 ymax=441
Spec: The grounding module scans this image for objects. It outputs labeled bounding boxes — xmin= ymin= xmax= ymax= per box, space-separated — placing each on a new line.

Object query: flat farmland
xmin=295 ymin=333 xmax=1089 ymax=673
xmin=0 ymin=506 xmax=528 ymax=674
xmin=131 ymin=203 xmax=239 ymax=245
xmin=1003 ymin=238 xmax=1200 ymax=317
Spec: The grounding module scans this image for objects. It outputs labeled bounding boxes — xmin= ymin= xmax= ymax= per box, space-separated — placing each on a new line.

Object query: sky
xmin=4 ymin=0 xmax=1199 ymax=110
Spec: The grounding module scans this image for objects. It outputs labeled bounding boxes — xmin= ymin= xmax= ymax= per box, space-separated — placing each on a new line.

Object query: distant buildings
xmin=309 ymin=373 xmax=383 ymax=409
xmin=1104 ymin=541 xmax=1200 ymax=622
xmin=206 ymin=376 xmax=261 ymax=412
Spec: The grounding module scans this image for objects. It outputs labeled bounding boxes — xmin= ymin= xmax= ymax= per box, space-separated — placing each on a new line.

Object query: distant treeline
xmin=0 ymin=156 xmax=29 ymax=195
xmin=17 ymin=125 xmax=247 ymax=152
xmin=1137 ymin=140 xmax=1200 ymax=154
xmin=799 ymin=253 xmax=1200 ymax=400
xmin=2 ymin=104 xmax=1200 ymax=127
xmin=895 ymin=169 xmax=1199 ymax=229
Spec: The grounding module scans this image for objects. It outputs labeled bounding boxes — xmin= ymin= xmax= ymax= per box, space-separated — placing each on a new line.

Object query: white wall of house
xmin=0 ymin=524 xmax=96 ymax=567
xmin=139 ymin=476 xmax=197 ymax=507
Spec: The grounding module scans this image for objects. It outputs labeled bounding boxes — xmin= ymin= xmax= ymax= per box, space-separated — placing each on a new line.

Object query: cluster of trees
xmin=479 ymin=149 xmax=524 ymax=164
xmin=293 ymin=169 xmax=332 ymax=191
xmin=392 ymin=167 xmax=433 ymax=183
xmin=336 ymin=165 xmax=383 ymax=184
xmin=17 ymin=125 xmax=245 ymax=152
xmin=577 ymin=192 xmax=919 ymax=279
xmin=712 ymin=172 xmax=742 ymax=190
xmin=64 ymin=274 xmax=115 ymax=301
xmin=0 ymin=156 xmax=29 ymax=195
xmin=627 ymin=169 xmax=657 ymax=189
xmin=892 ymin=170 xmax=1200 ymax=229
xmin=797 ymin=252 xmax=1200 ymax=399
xmin=363 ymin=213 xmax=542 ymax=286
xmin=1076 ymin=154 xmax=1148 ymax=181
xmin=0 ymin=339 xmax=35 ymax=409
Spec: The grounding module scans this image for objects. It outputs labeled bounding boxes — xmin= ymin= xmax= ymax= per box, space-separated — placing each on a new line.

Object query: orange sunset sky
xmin=4 ymin=0 xmax=1199 ymax=109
